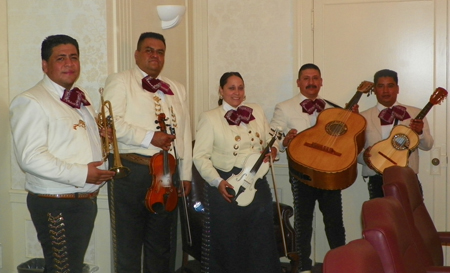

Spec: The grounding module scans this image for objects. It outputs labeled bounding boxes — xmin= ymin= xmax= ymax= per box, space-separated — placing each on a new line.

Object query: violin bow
xmin=268 ymin=130 xmax=288 ymax=257
xmin=169 ymin=125 xmax=193 ymax=246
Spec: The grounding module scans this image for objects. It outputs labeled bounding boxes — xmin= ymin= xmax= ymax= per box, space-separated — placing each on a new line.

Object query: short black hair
xmin=298 ymin=63 xmax=321 ymax=78
xmin=41 ymin=34 xmax=79 ymax=61
xmin=137 ymin=32 xmax=166 ymax=50
xmin=374 ymin=69 xmax=398 ymax=84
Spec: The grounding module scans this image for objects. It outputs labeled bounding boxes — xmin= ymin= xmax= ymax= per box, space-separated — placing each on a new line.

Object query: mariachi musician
xmin=193 ymin=72 xmax=282 ymax=273
xmin=10 ymin=34 xmax=116 ymax=272
xmin=357 ymin=69 xmax=433 ymax=199
xmin=102 ymin=32 xmax=192 ymax=273
xmin=269 ymin=63 xmax=346 ymax=273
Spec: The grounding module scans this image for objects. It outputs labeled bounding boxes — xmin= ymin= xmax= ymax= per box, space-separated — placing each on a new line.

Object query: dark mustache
xmin=306 ymin=85 xmax=317 ymax=89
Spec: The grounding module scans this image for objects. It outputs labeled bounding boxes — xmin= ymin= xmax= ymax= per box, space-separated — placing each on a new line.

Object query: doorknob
xmin=431 ymin=158 xmax=440 ymax=166
xmin=430 ymin=147 xmax=442 ymax=175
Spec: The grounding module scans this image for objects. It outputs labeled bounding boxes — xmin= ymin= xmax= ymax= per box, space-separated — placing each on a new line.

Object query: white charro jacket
xmin=103 ymin=66 xmax=192 ymax=181
xmin=10 ymin=75 xmax=105 ymax=194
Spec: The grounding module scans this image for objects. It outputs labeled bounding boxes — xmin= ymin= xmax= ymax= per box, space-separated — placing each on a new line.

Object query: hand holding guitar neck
xmin=409 ymin=119 xmax=424 ymax=135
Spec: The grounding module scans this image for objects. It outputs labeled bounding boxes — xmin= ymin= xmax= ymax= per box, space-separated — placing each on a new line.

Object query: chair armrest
xmin=426 ymin=266 xmax=450 ymax=273
xmin=438 ymin=232 xmax=450 ymax=245
xmin=273 ymin=202 xmax=296 ymax=255
xmin=274 ymin=202 xmax=294 ymax=228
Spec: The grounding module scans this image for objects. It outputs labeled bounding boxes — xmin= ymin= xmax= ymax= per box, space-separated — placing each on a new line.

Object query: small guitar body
xmin=367 ymin=125 xmax=419 ymax=174
xmin=287 ymin=81 xmax=373 ymax=190
xmin=366 ymin=87 xmax=447 ymax=174
xmin=227 ymin=154 xmax=269 ymax=206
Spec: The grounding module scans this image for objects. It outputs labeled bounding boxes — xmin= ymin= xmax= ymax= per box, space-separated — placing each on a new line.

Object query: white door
xmin=301 ymin=0 xmax=448 ymax=263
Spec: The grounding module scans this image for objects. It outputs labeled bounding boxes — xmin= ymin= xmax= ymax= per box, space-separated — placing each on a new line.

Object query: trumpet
xmin=98 ymin=88 xmax=130 ymax=179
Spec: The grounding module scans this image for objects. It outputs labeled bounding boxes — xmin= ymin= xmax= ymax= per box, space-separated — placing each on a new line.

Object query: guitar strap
xmin=394 ymin=119 xmax=399 ymax=126
xmin=324 ymin=99 xmax=343 ymax=109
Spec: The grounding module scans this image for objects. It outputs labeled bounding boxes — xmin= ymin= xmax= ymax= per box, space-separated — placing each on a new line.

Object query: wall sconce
xmin=156 ymin=5 xmax=186 ymax=29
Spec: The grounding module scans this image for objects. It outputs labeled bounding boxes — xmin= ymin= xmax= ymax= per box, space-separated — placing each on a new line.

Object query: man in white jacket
xmin=10 ymin=34 xmax=115 ymax=272
xmin=103 ymin=32 xmax=192 ymax=273
xmin=270 ymin=63 xmax=346 ymax=273
xmin=357 ymin=69 xmax=434 ymax=199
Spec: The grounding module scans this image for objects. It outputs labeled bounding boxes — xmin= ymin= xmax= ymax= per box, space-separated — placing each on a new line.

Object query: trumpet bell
xmin=112 ymin=166 xmax=131 ymax=179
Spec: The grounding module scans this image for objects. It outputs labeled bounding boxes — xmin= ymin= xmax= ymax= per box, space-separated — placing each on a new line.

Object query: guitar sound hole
xmin=325 ymin=121 xmax=347 ymax=136
xmin=392 ymin=134 xmax=410 ymax=150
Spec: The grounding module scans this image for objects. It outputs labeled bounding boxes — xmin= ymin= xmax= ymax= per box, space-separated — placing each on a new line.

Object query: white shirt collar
xmin=137 ymin=66 xmax=161 ymax=80
xmin=299 ymin=93 xmax=323 ymax=102
xmin=376 ymin=102 xmax=399 ymax=111
xmin=44 ymin=74 xmax=74 ymax=99
xmin=222 ymin=101 xmax=246 ymax=112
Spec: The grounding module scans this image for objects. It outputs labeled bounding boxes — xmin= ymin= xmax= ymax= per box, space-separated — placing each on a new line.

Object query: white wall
xmin=0 ymin=0 xmax=13 ymax=271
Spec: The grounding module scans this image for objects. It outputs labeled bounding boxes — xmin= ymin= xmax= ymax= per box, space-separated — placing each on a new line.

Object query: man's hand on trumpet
xmin=87 ymin=161 xmax=116 ymax=184
xmin=99 ymin=127 xmax=113 ymax=142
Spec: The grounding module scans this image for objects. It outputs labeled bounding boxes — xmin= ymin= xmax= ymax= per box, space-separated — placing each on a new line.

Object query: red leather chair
xmin=383 ymin=166 xmax=450 ymax=266
xmin=323 ymin=238 xmax=384 ymax=273
xmin=361 ymin=196 xmax=450 ymax=273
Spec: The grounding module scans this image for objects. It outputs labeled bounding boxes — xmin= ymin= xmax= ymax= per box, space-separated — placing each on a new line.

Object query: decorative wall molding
xmin=114 ymin=0 xmax=134 ymax=72
xmin=188 ymin=1 xmax=210 ymax=131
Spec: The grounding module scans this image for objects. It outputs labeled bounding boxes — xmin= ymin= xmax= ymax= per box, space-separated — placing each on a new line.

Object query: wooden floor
xmin=176 ymin=261 xmax=323 ymax=273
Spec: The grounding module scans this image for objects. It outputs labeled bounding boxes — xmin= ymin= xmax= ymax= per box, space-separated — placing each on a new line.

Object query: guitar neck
xmin=415 ymin=102 xmax=433 ymax=120
xmin=345 ymin=91 xmax=364 ymax=110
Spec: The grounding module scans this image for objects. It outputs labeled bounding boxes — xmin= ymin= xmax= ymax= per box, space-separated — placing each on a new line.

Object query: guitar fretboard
xmin=415 ymin=102 xmax=433 ymax=120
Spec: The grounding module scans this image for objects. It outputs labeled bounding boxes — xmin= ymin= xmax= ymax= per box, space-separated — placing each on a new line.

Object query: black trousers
xmin=108 ymin=154 xmax=177 ymax=273
xmin=202 ymin=167 xmax=282 ymax=273
xmin=289 ymin=174 xmax=346 ymax=271
xmin=27 ymin=193 xmax=97 ymax=273
xmin=367 ymin=175 xmax=384 ymax=199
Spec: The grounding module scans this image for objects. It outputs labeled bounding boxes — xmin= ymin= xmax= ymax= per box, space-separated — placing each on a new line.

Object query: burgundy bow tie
xmin=378 ymin=105 xmax=411 ymax=125
xmin=61 ymin=87 xmax=91 ymax=109
xmin=224 ymin=106 xmax=255 ymax=126
xmin=142 ymin=76 xmax=174 ymax=95
xmin=300 ymin=99 xmax=326 ymax=115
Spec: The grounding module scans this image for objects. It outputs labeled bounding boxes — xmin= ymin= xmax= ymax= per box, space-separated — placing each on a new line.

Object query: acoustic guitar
xmin=366 ymin=87 xmax=447 ymax=174
xmin=287 ymin=81 xmax=373 ymax=190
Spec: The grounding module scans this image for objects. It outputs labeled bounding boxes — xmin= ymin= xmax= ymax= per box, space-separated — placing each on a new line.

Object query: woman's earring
xmin=219 ymin=95 xmax=223 ymax=99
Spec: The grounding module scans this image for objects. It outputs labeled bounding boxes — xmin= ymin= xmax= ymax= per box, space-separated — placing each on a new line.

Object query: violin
xmin=227 ymin=129 xmax=280 ymax=206
xmin=145 ymin=113 xmax=178 ymax=214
